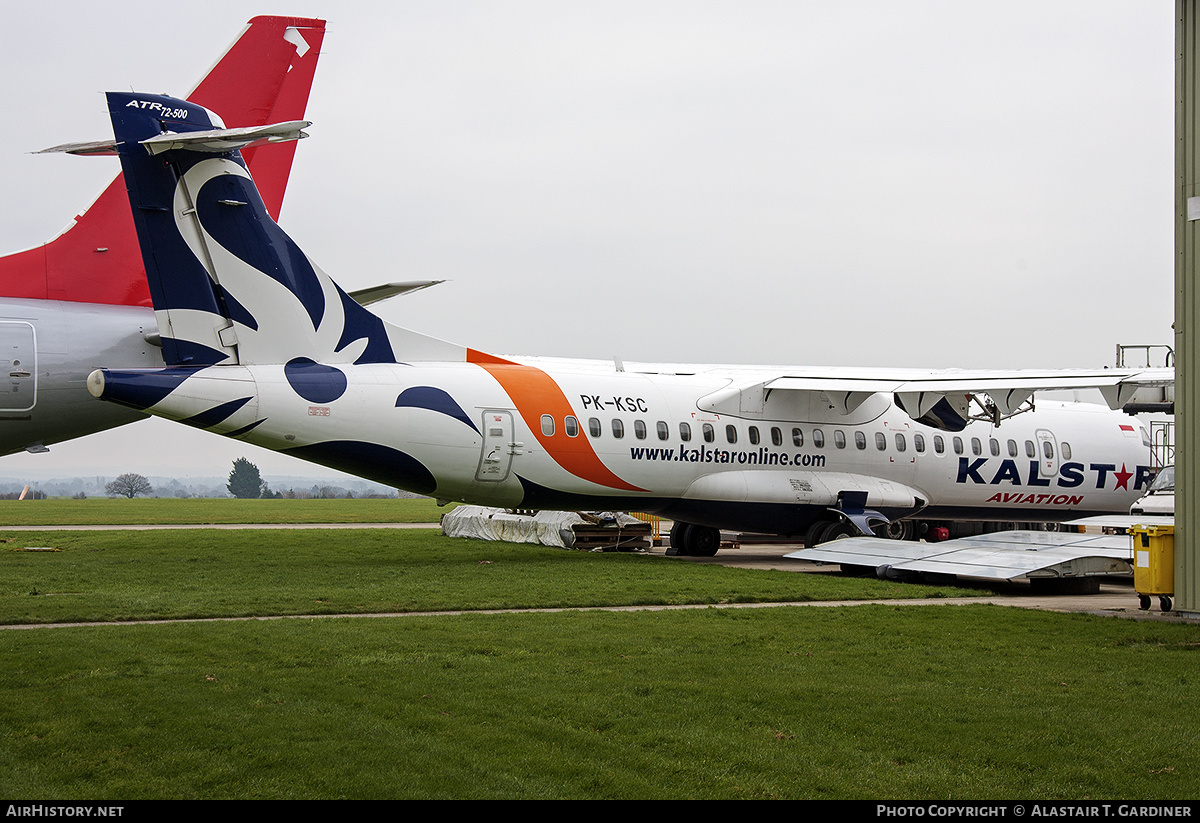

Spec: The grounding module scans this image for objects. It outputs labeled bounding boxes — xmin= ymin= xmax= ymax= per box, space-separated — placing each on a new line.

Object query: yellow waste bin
xmin=1131 ymin=524 xmax=1174 ymax=612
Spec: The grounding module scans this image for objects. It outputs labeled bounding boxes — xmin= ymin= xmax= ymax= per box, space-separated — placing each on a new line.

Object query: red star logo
xmin=1114 ymin=463 xmax=1133 ymax=491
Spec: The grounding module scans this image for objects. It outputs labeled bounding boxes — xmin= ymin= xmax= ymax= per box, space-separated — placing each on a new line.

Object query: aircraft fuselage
xmin=0 ymin=298 xmax=162 ymax=455
xmin=92 ymin=354 xmax=1154 ymax=535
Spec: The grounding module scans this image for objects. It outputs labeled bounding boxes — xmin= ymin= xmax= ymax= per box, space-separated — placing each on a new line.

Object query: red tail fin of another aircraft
xmin=0 ymin=15 xmax=325 ymax=307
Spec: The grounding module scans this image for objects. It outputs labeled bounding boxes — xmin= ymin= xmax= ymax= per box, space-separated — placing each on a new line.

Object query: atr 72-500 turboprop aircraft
xmin=0 ymin=16 xmax=327 ymax=457
xmin=78 ymin=91 xmax=1172 ymax=555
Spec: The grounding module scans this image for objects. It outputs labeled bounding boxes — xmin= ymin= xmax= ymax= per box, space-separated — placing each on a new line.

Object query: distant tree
xmin=106 ymin=473 xmax=153 ymax=499
xmin=227 ymin=458 xmax=265 ymax=499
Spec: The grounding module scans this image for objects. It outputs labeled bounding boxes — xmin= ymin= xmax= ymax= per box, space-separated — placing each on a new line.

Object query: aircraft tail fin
xmin=0 ymin=16 xmax=325 ymax=308
xmin=104 ymin=92 xmax=462 ymax=367
xmin=187 ymin=16 xmax=327 ymax=220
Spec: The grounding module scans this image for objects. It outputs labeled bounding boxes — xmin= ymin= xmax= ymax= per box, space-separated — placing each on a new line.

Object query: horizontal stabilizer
xmin=35 ymin=139 xmax=119 ymax=157
xmin=141 ymin=121 xmax=310 ymax=155
xmin=43 ymin=121 xmax=309 ymax=158
xmin=349 ymin=280 xmax=446 ymax=307
xmin=40 ymin=121 xmax=310 ymax=158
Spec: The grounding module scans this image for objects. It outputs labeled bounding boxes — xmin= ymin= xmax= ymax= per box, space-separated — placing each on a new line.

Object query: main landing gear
xmin=668 ymin=522 xmax=721 ymax=557
xmin=803 ymin=518 xmax=865 ymax=547
xmin=804 ymin=517 xmax=914 ymax=547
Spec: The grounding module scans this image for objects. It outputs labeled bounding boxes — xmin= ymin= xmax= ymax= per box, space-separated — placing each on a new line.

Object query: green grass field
xmin=0 ymin=528 xmax=972 ymax=624
xmin=0 ymin=496 xmax=450 ymax=525
xmin=2 ymin=519 xmax=1198 ymax=799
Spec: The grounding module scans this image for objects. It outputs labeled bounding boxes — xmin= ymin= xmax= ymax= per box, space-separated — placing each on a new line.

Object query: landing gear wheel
xmin=818 ymin=520 xmax=857 ymax=543
xmin=1139 ymin=595 xmax=1152 ymax=611
xmin=873 ymin=519 xmax=914 ymax=541
xmin=804 ymin=520 xmax=833 ymax=548
xmin=669 ymin=522 xmax=693 ymax=556
xmin=1160 ymin=595 xmax=1173 ymax=613
xmin=688 ymin=525 xmax=721 ymax=557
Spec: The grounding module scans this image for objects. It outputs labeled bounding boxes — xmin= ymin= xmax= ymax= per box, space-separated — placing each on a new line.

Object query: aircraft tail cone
xmin=86 ymin=367 xmax=206 ymax=413
xmin=86 ymin=369 xmax=105 ymax=400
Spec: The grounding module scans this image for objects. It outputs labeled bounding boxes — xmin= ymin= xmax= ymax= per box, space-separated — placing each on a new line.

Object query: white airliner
xmin=0 ymin=16 xmax=327 ymax=457
xmin=76 ymin=91 xmax=1172 ymax=555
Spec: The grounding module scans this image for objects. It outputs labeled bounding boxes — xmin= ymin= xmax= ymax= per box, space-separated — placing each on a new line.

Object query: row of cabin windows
xmin=538 ymin=414 xmax=1072 ymax=460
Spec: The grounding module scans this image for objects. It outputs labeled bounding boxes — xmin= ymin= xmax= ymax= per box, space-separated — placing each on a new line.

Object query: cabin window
xmin=725 ymin=424 xmax=737 ymax=444
xmin=588 ymin=417 xmax=602 ymax=438
xmin=834 ymin=430 xmax=846 ymax=449
xmin=703 ymin=423 xmax=715 ymax=443
xmin=564 ymin=416 xmax=579 ymax=438
xmin=749 ymin=426 xmax=760 ymax=445
xmin=679 ymin=422 xmax=692 ymax=442
xmin=914 ymin=433 xmax=925 ymax=453
xmin=934 ymin=435 xmax=945 ymax=454
xmin=771 ymin=427 xmax=783 ymax=446
xmin=813 ymin=429 xmax=825 ymax=448
xmin=634 ymin=420 xmax=647 ymax=440
xmin=541 ymin=415 xmax=554 ymax=437
xmin=989 ymin=438 xmax=1000 ymax=457
xmin=1062 ymin=441 xmax=1072 ymax=460
xmin=875 ymin=432 xmax=887 ymax=451
xmin=612 ymin=419 xmax=625 ymax=439
xmin=953 ymin=436 xmax=964 ymax=455
xmin=792 ymin=427 xmax=804 ymax=447
xmin=895 ymin=433 xmax=907 ymax=452
xmin=656 ymin=421 xmax=669 ymax=441
xmin=1025 ymin=440 xmax=1036 ymax=458
xmin=971 ymin=437 xmax=982 ymax=456
xmin=855 ymin=431 xmax=866 ymax=450
xmin=1008 ymin=439 xmax=1018 ymax=457
xmin=1042 ymin=440 xmax=1054 ymax=459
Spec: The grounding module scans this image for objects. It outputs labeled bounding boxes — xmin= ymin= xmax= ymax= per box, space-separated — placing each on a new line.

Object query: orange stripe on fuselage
xmin=468 ymin=349 xmax=645 ymax=492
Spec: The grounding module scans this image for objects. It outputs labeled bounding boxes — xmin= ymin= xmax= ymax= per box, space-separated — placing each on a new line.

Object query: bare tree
xmin=105 ymin=473 xmax=153 ymax=499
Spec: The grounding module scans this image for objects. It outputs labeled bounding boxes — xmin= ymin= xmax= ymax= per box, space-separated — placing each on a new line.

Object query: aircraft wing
xmin=786 ymin=530 xmax=1134 ymax=581
xmin=766 ymin=367 xmax=1172 ymax=409
xmin=692 ymin=366 xmax=1174 ymax=428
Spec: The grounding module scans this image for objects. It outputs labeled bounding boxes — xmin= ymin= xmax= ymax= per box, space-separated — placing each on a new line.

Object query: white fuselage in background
xmin=0 ymin=299 xmax=162 ymax=455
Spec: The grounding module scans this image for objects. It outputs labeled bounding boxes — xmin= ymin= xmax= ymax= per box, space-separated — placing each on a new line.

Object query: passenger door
xmin=476 ymin=410 xmax=517 ymax=481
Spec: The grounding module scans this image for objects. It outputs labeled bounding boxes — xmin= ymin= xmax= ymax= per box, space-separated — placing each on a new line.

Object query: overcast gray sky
xmin=0 ymin=1 xmax=1177 ymax=481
